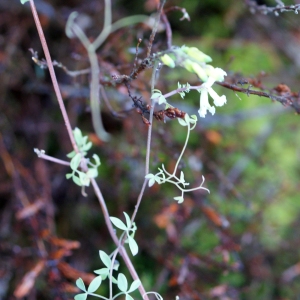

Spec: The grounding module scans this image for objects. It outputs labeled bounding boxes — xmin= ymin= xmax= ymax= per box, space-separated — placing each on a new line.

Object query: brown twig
xmin=217 ymin=81 xmax=300 ymax=114
xmin=146 ymin=0 xmax=166 ymax=57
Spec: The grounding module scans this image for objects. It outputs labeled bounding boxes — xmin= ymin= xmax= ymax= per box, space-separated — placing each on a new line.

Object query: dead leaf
xmin=14 ymin=260 xmax=45 ymax=298
xmin=57 ymin=262 xmax=95 ymax=284
xmin=16 ymin=199 xmax=45 ymax=220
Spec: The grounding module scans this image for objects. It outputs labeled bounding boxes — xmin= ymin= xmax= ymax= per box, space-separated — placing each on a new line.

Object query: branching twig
xmin=217 ymin=81 xmax=300 ymax=114
xmin=146 ymin=0 xmax=166 ymax=57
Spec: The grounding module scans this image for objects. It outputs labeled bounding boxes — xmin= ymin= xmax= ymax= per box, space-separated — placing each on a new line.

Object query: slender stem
xmin=161 ymin=11 xmax=172 ymax=49
xmin=103 ymin=0 xmax=111 ymax=30
xmin=145 ymin=60 xmax=160 ymax=174
xmin=109 ymin=249 xmax=118 ymax=299
xmin=70 ymin=22 xmax=110 ymax=142
xmin=94 ymin=15 xmax=149 ymax=50
xmin=172 ymin=122 xmax=190 ymax=176
xmin=34 ymin=152 xmax=70 ymax=166
xmin=89 ymin=49 xmax=111 ymax=141
xmin=92 ymin=0 xmax=112 ymax=49
xmin=29 ymin=0 xmax=78 ymax=153
xmin=146 ymin=0 xmax=166 ymax=57
xmin=90 ymin=178 xmax=149 ymax=300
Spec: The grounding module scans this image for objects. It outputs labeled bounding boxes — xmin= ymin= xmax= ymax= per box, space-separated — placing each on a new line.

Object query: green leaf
xmin=75 ymin=278 xmax=86 ymax=292
xmin=178 ymin=118 xmax=187 ymax=126
xmin=78 ymin=172 xmax=90 ymax=186
xmin=117 ymin=273 xmax=128 ymax=292
xmin=190 ymin=114 xmax=197 ymax=122
xmin=82 ymin=141 xmax=92 ymax=152
xmin=126 ymin=294 xmax=134 ymax=300
xmin=145 ymin=174 xmax=156 ymax=187
xmin=74 ymin=293 xmax=87 ymax=300
xmin=154 ymin=174 xmax=163 ymax=184
xmin=73 ymin=127 xmax=83 ymax=145
xmin=73 ymin=175 xmax=83 ymax=186
xmin=20 ymin=0 xmax=29 ymax=4
xmin=151 ymin=92 xmax=162 ymax=100
xmin=94 ymin=268 xmax=109 ymax=277
xmin=67 ymin=150 xmax=76 ymax=158
xmin=112 ymin=276 xmax=118 ymax=284
xmin=123 ymin=212 xmax=132 ymax=229
xmin=70 ymin=153 xmax=81 ymax=171
xmin=86 ymin=168 xmax=98 ymax=178
xmin=127 ymin=235 xmax=138 ymax=256
xmin=128 ymin=280 xmax=141 ymax=293
xmin=99 ymin=251 xmax=111 ymax=268
xmin=87 ymin=276 xmax=102 ymax=293
xmin=92 ymin=154 xmax=101 ymax=166
xmin=66 ymin=173 xmax=73 ymax=179
xmin=174 ymin=196 xmax=184 ymax=204
xmin=157 ymin=95 xmax=167 ymax=105
xmin=110 ymin=217 xmax=127 ymax=230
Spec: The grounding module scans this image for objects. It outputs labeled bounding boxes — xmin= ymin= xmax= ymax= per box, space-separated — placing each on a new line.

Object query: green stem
xmin=89 ymin=48 xmax=111 ymax=141
xmin=172 ymin=121 xmax=190 ymax=176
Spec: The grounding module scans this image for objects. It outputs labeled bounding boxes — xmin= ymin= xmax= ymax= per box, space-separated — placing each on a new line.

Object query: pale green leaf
xmin=72 ymin=175 xmax=83 ymax=186
xmin=66 ymin=173 xmax=73 ymax=179
xmin=151 ymin=92 xmax=162 ymax=100
xmin=70 ymin=153 xmax=81 ymax=171
xmin=78 ymin=172 xmax=90 ymax=186
xmin=110 ymin=217 xmax=127 ymax=230
xmin=123 ymin=212 xmax=131 ymax=229
xmin=94 ymin=268 xmax=109 ymax=276
xmin=86 ymin=168 xmax=98 ymax=178
xmin=126 ymin=294 xmax=134 ymax=300
xmin=73 ymin=127 xmax=83 ymax=145
xmin=174 ymin=196 xmax=184 ymax=204
xmin=82 ymin=141 xmax=92 ymax=152
xmin=157 ymin=95 xmax=166 ymax=105
xmin=117 ymin=273 xmax=128 ymax=292
xmin=128 ymin=280 xmax=141 ymax=293
xmin=128 ymin=235 xmax=138 ymax=256
xmin=99 ymin=251 xmax=111 ymax=268
xmin=20 ymin=0 xmax=29 ymax=4
xmin=75 ymin=278 xmax=86 ymax=292
xmin=145 ymin=173 xmax=157 ymax=187
xmin=112 ymin=276 xmax=118 ymax=284
xmin=92 ymin=154 xmax=101 ymax=166
xmin=178 ymin=118 xmax=187 ymax=126
xmin=87 ymin=276 xmax=102 ymax=293
xmin=74 ymin=293 xmax=87 ymax=300
xmin=67 ymin=150 xmax=76 ymax=158
xmin=149 ymin=178 xmax=156 ymax=187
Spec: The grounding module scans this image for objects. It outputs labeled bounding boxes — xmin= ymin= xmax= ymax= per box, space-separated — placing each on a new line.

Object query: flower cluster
xmin=197 ymin=67 xmax=227 ymax=118
xmin=159 ymin=46 xmax=227 ymax=118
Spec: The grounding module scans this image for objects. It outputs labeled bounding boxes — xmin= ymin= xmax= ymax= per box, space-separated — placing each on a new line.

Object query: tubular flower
xmin=197 ymin=68 xmax=227 ymax=118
